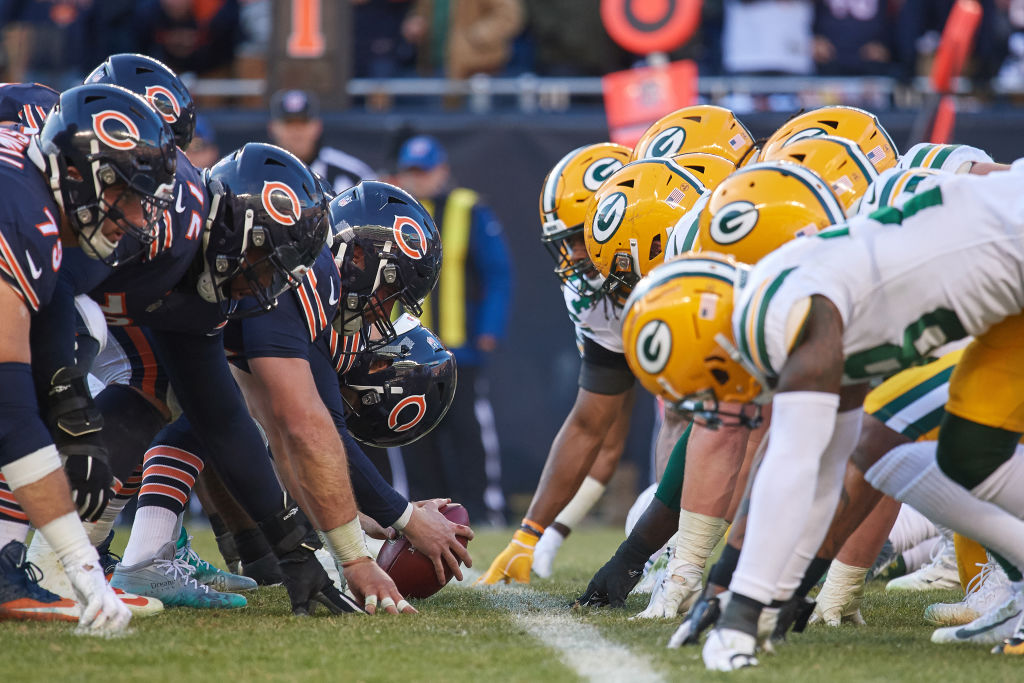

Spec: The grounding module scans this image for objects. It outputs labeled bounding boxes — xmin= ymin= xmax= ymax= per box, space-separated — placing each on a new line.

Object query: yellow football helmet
xmin=539 ymin=143 xmax=632 ymax=294
xmin=584 ymin=159 xmax=707 ymax=303
xmin=760 ymin=134 xmax=877 ymax=214
xmin=622 ymin=253 xmax=763 ymax=425
xmin=693 ymin=161 xmax=845 ymax=265
xmin=670 ymin=152 xmax=737 ymax=193
xmin=759 ymin=106 xmax=898 ymax=172
xmin=630 ymin=105 xmax=756 ymax=166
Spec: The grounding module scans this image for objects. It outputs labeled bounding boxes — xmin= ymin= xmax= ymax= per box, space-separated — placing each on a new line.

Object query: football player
xmin=0 ymin=83 xmax=177 ymax=633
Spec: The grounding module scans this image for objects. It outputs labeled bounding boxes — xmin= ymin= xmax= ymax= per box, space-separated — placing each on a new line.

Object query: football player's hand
xmin=575 ymin=536 xmax=649 ymax=607
xmin=474 ymin=529 xmax=537 ymax=585
xmin=63 ymin=452 xmax=115 ymax=522
xmin=403 ymin=499 xmax=474 ymax=584
xmin=634 ymin=557 xmax=703 ymax=619
xmin=66 ymin=557 xmax=131 ymax=635
xmin=359 ymin=512 xmax=396 ymax=541
xmin=343 ymin=557 xmax=417 ymax=615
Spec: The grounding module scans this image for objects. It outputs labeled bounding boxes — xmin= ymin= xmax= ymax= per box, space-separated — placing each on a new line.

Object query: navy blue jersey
xmin=0 ymin=82 xmax=59 ymax=133
xmin=0 ymin=126 xmax=62 ymax=313
xmin=89 ymin=149 xmax=220 ymax=334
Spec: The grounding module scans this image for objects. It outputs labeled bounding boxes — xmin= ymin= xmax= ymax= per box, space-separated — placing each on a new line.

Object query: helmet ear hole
xmin=649 ymin=234 xmax=662 ymax=261
xmin=711 ymin=368 xmax=730 ymax=385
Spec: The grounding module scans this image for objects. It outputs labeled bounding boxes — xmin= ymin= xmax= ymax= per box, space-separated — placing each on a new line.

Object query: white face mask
xmin=79 ymin=230 xmax=118 ymax=261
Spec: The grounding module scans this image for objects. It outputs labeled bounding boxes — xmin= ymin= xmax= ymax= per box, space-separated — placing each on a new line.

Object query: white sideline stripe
xmin=459 ymin=578 xmax=664 ymax=683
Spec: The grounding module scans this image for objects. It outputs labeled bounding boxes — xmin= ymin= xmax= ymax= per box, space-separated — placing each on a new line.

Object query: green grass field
xmin=5 ymin=526 xmax=1022 ymax=682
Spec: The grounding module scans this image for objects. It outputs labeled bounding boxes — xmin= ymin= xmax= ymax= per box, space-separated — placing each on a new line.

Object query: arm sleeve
xmin=470 ymin=204 xmax=513 ymax=342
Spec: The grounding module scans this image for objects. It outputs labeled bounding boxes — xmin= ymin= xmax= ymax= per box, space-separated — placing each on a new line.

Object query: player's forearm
xmin=526 ymin=419 xmax=606 ymax=525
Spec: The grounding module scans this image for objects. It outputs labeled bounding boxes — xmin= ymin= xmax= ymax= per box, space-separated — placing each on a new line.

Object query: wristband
xmin=392 ymin=503 xmax=414 ymax=532
xmin=323 ymin=517 xmax=372 ymax=565
xmin=520 ymin=518 xmax=545 ymax=538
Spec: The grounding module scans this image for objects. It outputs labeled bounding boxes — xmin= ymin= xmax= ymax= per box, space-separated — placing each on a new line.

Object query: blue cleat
xmin=176 ymin=527 xmax=257 ymax=592
xmin=111 ymin=542 xmax=247 ymax=609
xmin=0 ymin=540 xmax=80 ymax=622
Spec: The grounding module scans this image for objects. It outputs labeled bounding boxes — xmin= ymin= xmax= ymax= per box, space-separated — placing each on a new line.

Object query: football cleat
xmin=886 ymin=538 xmax=960 ymax=591
xmin=0 ymin=540 xmax=80 ymax=622
xmin=925 ymin=559 xmax=1012 ymax=626
xmin=668 ymin=590 xmax=726 ymax=648
xmin=111 ymin=542 xmax=247 ymax=609
xmin=27 ymin=530 xmax=163 ymax=617
xmin=702 ymin=627 xmax=759 ymax=672
xmin=241 ymin=551 xmax=285 ymax=586
xmin=176 ymin=527 xmax=257 ymax=592
xmin=931 ymin=590 xmax=1024 ymax=645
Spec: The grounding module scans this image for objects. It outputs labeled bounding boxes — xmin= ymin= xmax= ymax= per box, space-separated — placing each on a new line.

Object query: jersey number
xmin=843 ymin=308 xmax=966 ymax=380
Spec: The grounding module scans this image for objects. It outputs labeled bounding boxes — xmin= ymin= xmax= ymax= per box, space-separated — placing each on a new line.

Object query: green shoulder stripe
xmin=901 ymin=186 xmax=943 ymax=219
xmin=752 ymin=266 xmax=797 ymax=376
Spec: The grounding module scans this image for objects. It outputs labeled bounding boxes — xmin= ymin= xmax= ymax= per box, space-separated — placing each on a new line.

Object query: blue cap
xmin=397 ymin=135 xmax=447 ymax=171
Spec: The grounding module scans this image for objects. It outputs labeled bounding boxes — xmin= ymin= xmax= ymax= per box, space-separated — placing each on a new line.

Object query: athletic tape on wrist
xmin=554 ymin=476 xmax=606 ymax=529
xmin=324 ymin=517 xmax=371 ymax=564
xmin=1 ymin=444 xmax=62 ymax=490
xmin=38 ymin=510 xmax=98 ymax=569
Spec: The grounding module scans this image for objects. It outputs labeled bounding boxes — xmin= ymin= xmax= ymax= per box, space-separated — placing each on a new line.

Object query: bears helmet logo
xmin=92 ymin=110 xmax=140 ymax=150
xmin=144 ymin=85 xmax=181 ymax=124
xmin=261 ymin=181 xmax=301 ymax=226
xmin=393 ymin=215 xmax=427 ymax=260
xmin=388 ymin=395 xmax=427 ymax=432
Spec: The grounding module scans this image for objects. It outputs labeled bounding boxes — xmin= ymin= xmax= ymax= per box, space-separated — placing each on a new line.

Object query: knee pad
xmin=864 ymin=441 xmax=936 ymax=498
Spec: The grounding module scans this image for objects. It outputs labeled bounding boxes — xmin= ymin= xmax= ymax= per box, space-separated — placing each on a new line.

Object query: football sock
xmin=888 ymin=503 xmax=937 ymax=554
xmin=675 ymin=510 xmax=729 ymax=569
xmin=234 ymin=527 xmax=274 ymax=566
xmin=796 ymin=556 xmax=832 ymax=598
xmin=708 ymin=543 xmax=741 ymax=590
xmin=553 ymin=475 xmax=605 ymax=529
xmin=902 ymin=537 xmax=940 ymax=573
xmin=655 ymin=422 xmax=692 ymax=511
xmin=121 ymin=505 xmax=179 ymax=565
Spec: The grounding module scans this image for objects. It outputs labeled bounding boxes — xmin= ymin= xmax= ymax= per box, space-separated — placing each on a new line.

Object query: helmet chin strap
xmin=196 ymin=184 xmax=225 ymax=303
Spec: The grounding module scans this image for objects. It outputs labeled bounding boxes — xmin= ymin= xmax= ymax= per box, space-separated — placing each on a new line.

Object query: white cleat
xmin=27 ymin=532 xmax=162 ymax=617
xmin=532 ymin=528 xmax=565 ymax=579
xmin=314 ymin=547 xmax=344 ymax=591
xmin=886 ymin=537 xmax=960 ymax=591
xmin=702 ymin=628 xmax=759 ymax=671
xmin=925 ymin=559 xmax=1012 ymax=626
xmin=931 ymin=589 xmax=1024 ymax=645
xmin=633 ymin=557 xmax=702 ymax=619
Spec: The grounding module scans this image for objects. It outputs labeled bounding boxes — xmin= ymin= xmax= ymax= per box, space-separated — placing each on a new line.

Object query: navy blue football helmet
xmin=330 ymin=181 xmax=442 ymax=348
xmin=201 ymin=143 xmax=329 ymax=317
xmin=341 ymin=315 xmax=456 ymax=447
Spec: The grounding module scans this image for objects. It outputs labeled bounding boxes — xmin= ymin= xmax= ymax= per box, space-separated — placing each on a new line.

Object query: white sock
xmin=888 ymin=504 xmax=937 ymax=554
xmin=121 ymin=506 xmax=179 ymax=566
xmin=38 ymin=511 xmax=98 ymax=570
xmin=553 ymin=476 xmax=605 ymax=529
xmin=0 ymin=519 xmax=29 ymax=547
xmin=971 ymin=446 xmax=1024 ymax=515
xmin=773 ymin=409 xmax=863 ymax=601
xmin=903 ymin=536 xmax=941 ymax=573
xmin=674 ymin=510 xmax=729 ymax=569
xmin=889 ymin=461 xmax=1024 ymax=570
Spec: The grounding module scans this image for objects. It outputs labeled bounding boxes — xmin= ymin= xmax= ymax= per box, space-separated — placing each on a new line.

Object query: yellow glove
xmin=474 ymin=529 xmax=538 ymax=585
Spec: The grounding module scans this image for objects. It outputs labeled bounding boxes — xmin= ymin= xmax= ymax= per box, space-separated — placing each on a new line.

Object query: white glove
xmin=808 ymin=560 xmax=868 ymax=627
xmin=702 ymin=628 xmax=759 ymax=672
xmin=66 ymin=559 xmax=131 ymax=635
xmin=633 ymin=557 xmax=702 ymax=619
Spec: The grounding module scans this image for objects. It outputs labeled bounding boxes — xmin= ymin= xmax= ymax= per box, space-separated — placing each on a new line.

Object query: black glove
xmin=46 ymin=367 xmax=113 ymax=522
xmin=574 ymin=536 xmax=651 ymax=608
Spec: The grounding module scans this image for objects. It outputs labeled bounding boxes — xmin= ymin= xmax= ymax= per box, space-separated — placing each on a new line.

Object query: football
xmin=376 ymin=503 xmax=471 ymax=599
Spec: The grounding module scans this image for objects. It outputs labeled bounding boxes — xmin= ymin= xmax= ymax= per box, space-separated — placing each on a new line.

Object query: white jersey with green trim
xmin=897 ymin=143 xmax=993 ymax=174
xmin=858 ymin=166 xmax=944 ymax=214
xmin=562 ymin=278 xmax=624 ymax=354
xmin=665 ymin=193 xmax=709 ymax=259
xmin=733 ymin=160 xmax=1024 ymax=384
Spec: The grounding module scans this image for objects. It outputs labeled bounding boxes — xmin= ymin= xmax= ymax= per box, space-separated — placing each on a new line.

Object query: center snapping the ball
xmin=376 ymin=503 xmax=470 ymax=599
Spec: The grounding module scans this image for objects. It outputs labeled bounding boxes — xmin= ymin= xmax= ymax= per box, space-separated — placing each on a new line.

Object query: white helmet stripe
xmin=541 ymin=145 xmax=588 ymax=222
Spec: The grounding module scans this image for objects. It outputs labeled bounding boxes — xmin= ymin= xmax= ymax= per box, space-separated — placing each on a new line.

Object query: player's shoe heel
xmin=0 ymin=540 xmax=80 ymax=622
xmin=176 ymin=527 xmax=257 ymax=592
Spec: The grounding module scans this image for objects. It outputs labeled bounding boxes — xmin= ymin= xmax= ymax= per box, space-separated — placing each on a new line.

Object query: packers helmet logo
xmin=646 ymin=127 xmax=686 ymax=159
xmin=389 ymin=395 xmax=427 ymax=432
xmin=636 ymin=319 xmax=672 ymax=375
xmin=144 ymin=85 xmax=181 ymax=124
xmin=92 ymin=110 xmax=140 ymax=150
xmin=393 ymin=215 xmax=428 ymax=260
xmin=592 ymin=191 xmax=627 ymax=244
xmin=783 ymin=127 xmax=827 ymax=147
xmin=261 ymin=181 xmax=302 ymax=226
xmin=582 ymin=157 xmax=624 ymax=192
xmin=710 ymin=201 xmax=758 ymax=245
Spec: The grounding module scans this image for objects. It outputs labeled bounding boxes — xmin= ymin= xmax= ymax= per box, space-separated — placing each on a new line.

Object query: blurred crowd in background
xmin=4 ymin=0 xmax=1024 ymax=106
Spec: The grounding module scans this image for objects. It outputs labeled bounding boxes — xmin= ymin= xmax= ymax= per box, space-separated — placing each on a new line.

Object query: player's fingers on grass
xmin=397 ymin=598 xmax=417 ymax=614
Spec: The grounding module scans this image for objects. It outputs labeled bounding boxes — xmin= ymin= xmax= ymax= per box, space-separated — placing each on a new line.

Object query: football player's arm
xmin=470 ymin=204 xmax=513 ymax=351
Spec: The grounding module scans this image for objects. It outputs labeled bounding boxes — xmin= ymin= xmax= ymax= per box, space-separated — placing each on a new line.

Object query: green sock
xmin=655 ymin=421 xmax=691 ymax=511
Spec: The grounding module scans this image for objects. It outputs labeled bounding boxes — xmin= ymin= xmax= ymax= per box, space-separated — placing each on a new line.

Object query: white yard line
xmin=457 ymin=577 xmax=665 ymax=683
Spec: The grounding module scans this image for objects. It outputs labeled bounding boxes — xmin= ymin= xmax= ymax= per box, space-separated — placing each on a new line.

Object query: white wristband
xmin=323 ymin=517 xmax=371 ymax=565
xmin=391 ymin=503 xmax=414 ymax=532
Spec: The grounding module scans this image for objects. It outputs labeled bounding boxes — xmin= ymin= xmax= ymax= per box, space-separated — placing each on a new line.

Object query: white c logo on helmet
xmin=636 ymin=319 xmax=672 ymax=375
xmin=389 ymin=395 xmax=427 ymax=432
xmin=592 ymin=191 xmax=627 ymax=244
xmin=782 ymin=127 xmax=828 ymax=147
xmin=709 ymin=201 xmax=759 ymax=245
xmin=92 ymin=111 xmax=140 ymax=150
xmin=582 ymin=157 xmax=624 ymax=192
xmin=144 ymin=85 xmax=181 ymax=124
xmin=261 ymin=181 xmax=301 ymax=226
xmin=645 ymin=126 xmax=686 ymax=159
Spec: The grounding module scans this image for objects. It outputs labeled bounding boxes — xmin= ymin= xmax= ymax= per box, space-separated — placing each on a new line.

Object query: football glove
xmin=474 ymin=529 xmax=538 ymax=585
xmin=66 ymin=555 xmax=132 ymax=635
xmin=808 ymin=560 xmax=868 ymax=627
xmin=633 ymin=556 xmax=703 ymax=618
xmin=575 ymin=535 xmax=651 ymax=607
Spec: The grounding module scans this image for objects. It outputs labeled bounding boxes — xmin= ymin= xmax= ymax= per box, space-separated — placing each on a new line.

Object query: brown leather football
xmin=375 ymin=503 xmax=470 ymax=599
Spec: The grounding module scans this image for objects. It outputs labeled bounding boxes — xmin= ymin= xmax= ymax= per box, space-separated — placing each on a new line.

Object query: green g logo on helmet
xmin=583 ymin=157 xmax=625 ymax=192
xmin=592 ymin=191 xmax=628 ymax=244
xmin=645 ymin=127 xmax=686 ymax=159
xmin=710 ymin=201 xmax=758 ymax=245
xmin=636 ymin=319 xmax=672 ymax=374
